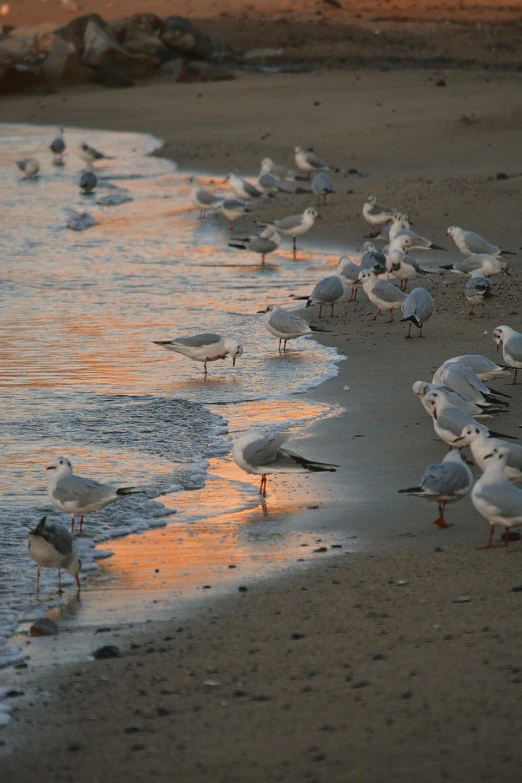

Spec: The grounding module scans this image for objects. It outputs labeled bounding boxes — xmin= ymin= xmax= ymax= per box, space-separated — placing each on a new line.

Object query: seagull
xmin=441 ymin=255 xmax=510 ymax=279
xmin=444 ymin=355 xmax=511 ymax=382
xmin=232 ymin=429 xmax=337 ymax=496
xmin=225 ymin=173 xmax=264 ymax=201
xmin=356 ymin=269 xmax=406 ymax=323
xmin=79 ymin=142 xmax=113 ymax=164
xmin=454 ymin=425 xmax=522 ymax=483
xmin=65 ymin=210 xmax=98 ymax=231
xmin=464 ymin=275 xmax=493 ymax=317
xmin=360 ymin=242 xmax=386 ymax=274
xmin=79 ymin=164 xmax=97 ymax=194
xmin=434 ymin=361 xmax=510 ymax=407
xmin=294 ymin=275 xmax=345 ymax=318
xmin=446 ymin=226 xmax=515 ymax=257
xmin=219 ymin=198 xmax=250 ymax=230
xmin=401 ymin=287 xmax=434 ymax=338
xmin=259 ymin=157 xmax=296 ymax=182
xmin=257 ymin=172 xmax=283 ymax=196
xmin=312 ymin=172 xmax=335 ymax=205
xmin=153 ymin=332 xmax=243 ymax=376
xmin=398 ymin=451 xmax=472 ymax=528
xmin=493 ymin=325 xmax=522 ymax=384
xmin=50 ymin=128 xmax=66 ymax=165
xmin=471 ymin=447 xmax=522 ymax=548
xmin=362 ymin=196 xmax=396 ymax=237
xmin=229 ymin=228 xmax=281 ymax=264
xmin=16 ymin=158 xmax=39 ymax=178
xmin=28 ymin=516 xmax=81 ymax=594
xmin=262 ymin=207 xmax=320 ymax=258
xmin=423 ymin=391 xmax=512 ymax=449
xmin=47 ymin=457 xmax=137 ymax=533
xmin=413 ymin=381 xmax=499 ymax=418
xmin=388 ymin=239 xmax=435 ymax=290
xmin=257 ymin=304 xmax=329 ymax=351
xmin=188 ymin=176 xmax=223 ymax=218
xmin=294 ymin=146 xmax=338 ymax=179
xmin=338 ymin=256 xmax=363 ymax=302
xmin=389 ymin=214 xmax=446 ymax=251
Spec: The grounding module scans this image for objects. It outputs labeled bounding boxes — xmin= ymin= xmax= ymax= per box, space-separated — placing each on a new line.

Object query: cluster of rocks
xmin=0 ymin=13 xmax=237 ymax=95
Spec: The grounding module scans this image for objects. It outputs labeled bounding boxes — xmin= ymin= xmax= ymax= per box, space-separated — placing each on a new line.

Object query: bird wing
xmin=372 ymin=280 xmax=406 ymax=303
xmin=475 ymin=481 xmax=522 ymax=518
xmin=198 ymin=189 xmax=221 ymax=205
xmin=370 ymin=202 xmax=395 ymax=216
xmin=464 ymin=231 xmax=497 ymax=254
xmin=243 ymin=181 xmax=262 ymax=197
xmin=53 ymin=474 xmax=114 ymax=505
xmin=422 ymin=462 xmax=470 ymax=495
xmin=311 ymin=276 xmax=344 ymax=302
xmin=505 ymin=334 xmax=522 ymax=362
xmin=37 ymin=519 xmax=73 ymax=555
xmin=242 ymin=432 xmax=290 ymax=468
xmin=269 ymin=309 xmax=310 ymax=333
xmin=437 ymin=406 xmax=473 ymax=437
xmin=273 ymin=214 xmax=302 ymax=231
xmin=169 ymin=333 xmax=223 ymax=348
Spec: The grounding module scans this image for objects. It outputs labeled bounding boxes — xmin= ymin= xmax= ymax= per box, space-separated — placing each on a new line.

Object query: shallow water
xmin=0 ymin=124 xmax=344 ymax=665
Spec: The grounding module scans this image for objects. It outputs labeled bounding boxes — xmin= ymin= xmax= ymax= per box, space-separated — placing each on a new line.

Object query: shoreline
xmin=2 ymin=67 xmax=522 ymax=779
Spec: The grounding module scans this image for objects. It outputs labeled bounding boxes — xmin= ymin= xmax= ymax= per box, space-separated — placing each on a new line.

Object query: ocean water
xmin=0 ymin=124 xmax=344 ymax=667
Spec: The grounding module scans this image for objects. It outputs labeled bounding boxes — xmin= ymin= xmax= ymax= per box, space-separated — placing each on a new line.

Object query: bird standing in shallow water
xmin=28 ymin=516 xmax=81 ymax=594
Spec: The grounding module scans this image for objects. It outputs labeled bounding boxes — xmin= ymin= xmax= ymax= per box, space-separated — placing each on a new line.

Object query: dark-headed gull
xmin=464 ymin=275 xmax=493 ymax=317
xmin=294 ymin=146 xmax=338 ymax=180
xmin=16 ymin=158 xmax=39 ymax=178
xmin=471 ymin=447 xmax=522 ymax=548
xmin=46 ymin=457 xmax=136 ymax=533
xmin=360 ymin=242 xmax=386 ymax=274
xmin=79 ymin=165 xmax=97 ymax=194
xmin=232 ymin=429 xmax=337 ymax=496
xmin=446 ymin=226 xmax=515 ymax=257
xmin=413 ymin=381 xmax=499 ymax=417
xmin=188 ymin=176 xmax=223 ymax=218
xmin=262 ymin=207 xmax=320 ymax=258
xmin=257 ymin=304 xmax=329 ymax=351
xmin=219 ymin=198 xmax=250 ymax=230
xmin=401 ymin=287 xmax=434 ymax=338
xmin=454 ymin=425 xmax=522 ymax=484
xmin=229 ymin=228 xmax=281 ymax=264
xmin=153 ymin=332 xmax=243 ymax=377
xmin=312 ymin=173 xmax=335 ymax=206
xmin=294 ymin=275 xmax=345 ymax=318
xmin=398 ymin=451 xmax=472 ymax=528
xmin=441 ymin=255 xmax=510 ymax=278
xmin=423 ymin=391 xmax=513 ymax=449
xmin=362 ymin=196 xmax=396 ymax=237
xmin=356 ymin=269 xmax=406 ymax=323
xmin=79 ymin=142 xmax=113 ymax=164
xmin=28 ymin=516 xmax=81 ymax=594
xmin=493 ymin=325 xmax=522 ymax=384
xmin=50 ymin=128 xmax=66 ymax=165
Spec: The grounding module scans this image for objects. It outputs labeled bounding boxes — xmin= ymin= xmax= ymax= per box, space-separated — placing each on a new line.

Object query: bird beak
xmin=257 ymin=309 xmax=265 ymax=313
xmin=496 ymin=341 xmax=501 ymax=352
xmin=46 ymin=465 xmax=56 ymax=470
xmin=453 ymin=436 xmax=464 ymax=443
xmin=433 ymin=410 xmax=438 ymax=420
xmin=316 ymin=214 xmax=323 ymax=220
xmin=232 ymin=356 xmax=236 ymax=367
xmin=483 ymin=453 xmax=494 ymax=459
xmin=505 ymin=270 xmax=512 ymax=276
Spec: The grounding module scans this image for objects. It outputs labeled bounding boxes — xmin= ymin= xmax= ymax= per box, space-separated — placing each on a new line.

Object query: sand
xmin=2 ymin=64 xmax=522 ymax=780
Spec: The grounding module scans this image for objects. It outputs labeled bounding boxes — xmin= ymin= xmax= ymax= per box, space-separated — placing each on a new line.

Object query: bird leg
xmin=318 ymin=305 xmax=323 ymax=319
xmin=203 ymin=360 xmax=209 ymax=378
xmin=76 ymin=574 xmax=81 ymax=592
xmin=79 ymin=516 xmax=84 ymax=534
xmin=259 ymin=474 xmax=268 ymax=496
xmin=468 ymin=307 xmax=475 ymax=316
xmin=405 ymin=323 xmax=413 ymax=339
xmin=292 ymin=236 xmax=297 ymax=259
xmin=278 ymin=339 xmax=282 ymax=352
xmin=330 ymin=304 xmax=335 ymax=317
xmin=387 ymin=309 xmax=394 ymax=323
xmin=480 ymin=302 xmax=485 ymax=319
xmin=502 ymin=530 xmax=511 ymax=547
xmin=58 ymin=569 xmax=63 ymax=595
xmin=510 ymin=369 xmax=519 ymax=385
xmin=283 ymin=339 xmax=287 ymax=352
xmin=433 ymin=502 xmax=449 ymax=529
xmin=261 ymin=254 xmax=266 ymax=265
xmin=371 ymin=308 xmax=381 ymax=321
xmin=417 ymin=325 xmax=425 ymax=339
xmin=484 ymin=524 xmax=495 ymax=549
xmin=71 ymin=516 xmax=75 ymax=533
xmin=36 ymin=567 xmax=40 ymax=593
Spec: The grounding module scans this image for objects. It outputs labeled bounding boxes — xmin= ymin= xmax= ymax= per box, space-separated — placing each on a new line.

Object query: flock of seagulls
xmin=16 ymin=130 xmax=522 ymax=595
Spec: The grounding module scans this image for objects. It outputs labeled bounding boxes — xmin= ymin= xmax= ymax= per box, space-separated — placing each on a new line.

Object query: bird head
xmin=46 ymin=457 xmax=73 ymax=476
xmin=453 ymin=424 xmax=485 ymax=445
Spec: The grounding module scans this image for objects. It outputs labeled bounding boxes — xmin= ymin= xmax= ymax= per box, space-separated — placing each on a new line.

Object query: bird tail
xmin=310 ymin=325 xmax=332 ymax=333
xmin=229 ymin=242 xmax=247 ymax=250
xmin=488 ymin=430 xmax=519 ymax=441
xmin=290 ymin=454 xmax=338 ymax=472
xmin=398 ymin=486 xmax=423 ymax=494
xmin=440 ymin=264 xmax=454 ymax=271
xmin=400 ymin=316 xmax=420 ymax=327
xmin=500 ymin=250 xmax=516 ymax=256
xmin=430 ymin=243 xmax=447 ymax=251
xmin=153 ymin=340 xmax=173 ymax=346
xmin=116 ymin=487 xmax=137 ymax=496
xmin=487 ymin=387 xmax=511 ymax=399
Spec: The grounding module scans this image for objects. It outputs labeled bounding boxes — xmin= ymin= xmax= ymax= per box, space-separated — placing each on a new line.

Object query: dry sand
xmin=2 ymin=65 xmax=522 ymax=780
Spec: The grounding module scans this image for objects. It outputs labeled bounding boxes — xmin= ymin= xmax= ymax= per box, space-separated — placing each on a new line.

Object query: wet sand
xmin=2 ymin=69 xmax=522 ymax=778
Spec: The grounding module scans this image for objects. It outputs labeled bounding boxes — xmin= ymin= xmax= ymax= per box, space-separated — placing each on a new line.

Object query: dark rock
xmin=250 ymin=694 xmax=271 ymax=702
xmin=401 ymin=690 xmax=413 ymax=699
xmin=5 ymin=690 xmax=24 ymax=698
xmin=81 ymin=20 xmax=156 ymax=79
xmin=238 ymin=586 xmax=248 ymax=593
xmin=59 ymin=13 xmax=116 ymax=51
xmin=436 ymin=78 xmax=446 ymax=87
xmin=30 ymin=618 xmax=58 ymax=636
xmin=202 ymin=584 xmax=212 ymax=589
xmin=95 ymin=627 xmax=112 ymax=633
xmin=351 ymin=680 xmax=369 ymax=689
xmin=512 ymin=585 xmax=522 ymax=592
xmin=68 ymin=743 xmax=81 ymax=751
xmin=313 ymin=547 xmax=328 ymax=553
xmin=0 ymin=62 xmax=41 ymax=94
xmin=161 ymin=16 xmax=213 ymax=59
xmin=125 ymin=36 xmax=165 ymax=58
xmin=311 ymin=752 xmax=327 ymax=762
xmin=93 ymin=645 xmax=120 ymax=660
xmin=291 ymin=632 xmax=305 ymax=640
xmin=496 ymin=172 xmax=509 ymax=180
xmin=123 ymin=725 xmax=141 ymax=733
xmin=42 ymin=41 xmax=89 ymax=87
xmin=93 ymin=66 xmax=134 ymax=87
xmin=453 ymin=596 xmax=471 ymax=604
xmin=124 ymin=13 xmax=164 ymax=42
xmin=372 ymin=653 xmax=385 ymax=660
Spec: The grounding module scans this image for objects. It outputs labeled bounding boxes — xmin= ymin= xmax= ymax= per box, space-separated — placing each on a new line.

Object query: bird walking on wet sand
xmin=471 ymin=447 xmax=522 ymax=548
xmin=362 ymin=195 xmax=396 ymax=237
xmin=219 ymin=198 xmax=250 ymax=230
xmin=257 ymin=304 xmax=329 ymax=351
xmin=398 ymin=450 xmax=473 ymax=528
xmin=232 ymin=430 xmax=337 ymax=497
xmin=153 ymin=332 xmax=243 ymax=377
xmin=294 ymin=275 xmax=345 ymax=318
xmin=454 ymin=425 xmax=522 ymax=484
xmin=188 ymin=176 xmax=224 ymax=218
xmin=465 ymin=275 xmax=493 ymax=317
xmin=46 ymin=457 xmax=136 ymax=533
xmin=16 ymin=158 xmax=39 ymax=179
xmin=360 ymin=242 xmax=386 ymax=274
xmin=294 ymin=146 xmax=338 ymax=180
xmin=229 ymin=228 xmax=281 ymax=265
xmin=79 ymin=142 xmax=113 ymax=165
xmin=337 ymin=256 xmax=363 ymax=302
xmin=446 ymin=226 xmax=515 ymax=257
xmin=225 ymin=172 xmax=264 ymax=201
xmin=356 ymin=269 xmax=406 ymax=323
xmin=262 ymin=207 xmax=320 ymax=258
xmin=79 ymin=164 xmax=97 ymax=194
xmin=28 ymin=516 xmax=81 ymax=593
xmin=493 ymin=325 xmax=522 ymax=385
xmin=312 ymin=172 xmax=335 ymax=206
xmin=50 ymin=128 xmax=66 ymax=165
xmin=401 ymin=287 xmax=434 ymax=338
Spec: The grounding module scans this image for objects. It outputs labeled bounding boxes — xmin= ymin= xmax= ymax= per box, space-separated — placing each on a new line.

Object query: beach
xmin=2 ymin=54 xmax=522 ymax=781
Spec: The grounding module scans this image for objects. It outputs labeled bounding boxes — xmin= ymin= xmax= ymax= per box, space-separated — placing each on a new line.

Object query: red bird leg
xmin=405 ymin=323 xmax=412 ymax=339
xmin=484 ymin=525 xmax=495 ymax=549
xmin=292 ymin=237 xmax=297 ymax=258
xmin=468 ymin=307 xmax=475 ymax=316
xmin=511 ymin=369 xmax=518 ymax=385
xmin=58 ymin=569 xmax=63 ymax=595
xmin=433 ymin=502 xmax=449 ymax=528
xmin=503 ymin=529 xmax=510 ymax=547
xmin=318 ymin=305 xmax=323 ymax=319
xmin=330 ymin=304 xmax=335 ymax=317
xmin=388 ymin=309 xmax=394 ymax=323
xmin=417 ymin=325 xmax=424 ymax=338
xmin=71 ymin=516 xmax=75 ymax=533
xmin=261 ymin=254 xmax=265 ymax=265
xmin=79 ymin=516 xmax=84 ymax=533
xmin=36 ymin=567 xmax=40 ymax=592
xmin=371 ymin=308 xmax=381 ymax=321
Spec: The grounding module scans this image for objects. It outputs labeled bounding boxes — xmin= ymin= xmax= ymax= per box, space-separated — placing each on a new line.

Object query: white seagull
xmin=464 ymin=275 xmax=493 ymax=317
xmin=257 ymin=304 xmax=328 ymax=351
xmin=471 ymin=447 xmax=522 ymax=548
xmin=356 ymin=269 xmax=406 ymax=323
xmin=219 ymin=198 xmax=250 ymax=230
xmin=446 ymin=226 xmax=515 ymax=257
xmin=262 ymin=207 xmax=320 ymax=258
xmin=225 ymin=172 xmax=264 ymax=201
xmin=259 ymin=157 xmax=296 ymax=182
xmin=434 ymin=361 xmax=510 ymax=407
xmin=188 ymin=176 xmax=223 ymax=218
xmin=46 ymin=457 xmax=136 ymax=533
xmin=232 ymin=430 xmax=337 ymax=496
xmin=312 ymin=173 xmax=335 ymax=205
xmin=28 ymin=516 xmax=81 ymax=594
xmin=79 ymin=142 xmax=113 ymax=164
xmin=154 ymin=332 xmax=243 ymax=376
xmin=444 ymin=355 xmax=511 ymax=382
xmin=398 ymin=451 xmax=472 ymax=528
xmin=441 ymin=255 xmax=510 ymax=279
xmin=401 ymin=287 xmax=435 ymax=338
xmin=493 ymin=325 xmax=522 ymax=384
xmin=50 ymin=128 xmax=66 ymax=165
xmin=362 ymin=195 xmax=396 ymax=237
xmin=16 ymin=158 xmax=40 ymax=179
xmin=338 ymin=256 xmax=363 ymax=302
xmin=294 ymin=146 xmax=338 ymax=179
xmin=229 ymin=228 xmax=281 ymax=264
xmin=294 ymin=275 xmax=345 ymax=318
xmin=454 ymin=425 xmax=522 ymax=484
xmin=423 ymin=391 xmax=511 ymax=449
xmin=413 ymin=381 xmax=499 ymax=418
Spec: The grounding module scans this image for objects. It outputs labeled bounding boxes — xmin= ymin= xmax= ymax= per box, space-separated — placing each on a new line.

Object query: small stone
xmin=251 ymin=694 xmax=271 ymax=702
xmin=331 ymin=544 xmax=342 ymax=549
xmin=313 ymin=547 xmax=328 ymax=553
xmin=397 ymin=580 xmax=408 ymax=586
xmin=202 ymin=585 xmax=212 ymax=589
xmin=228 ymin=564 xmax=236 ymax=568
xmin=401 ymin=690 xmax=413 ymax=700
xmin=453 ymin=596 xmax=471 ymax=604
xmin=30 ymin=618 xmax=58 ymax=636
xmin=124 ymin=725 xmax=141 ymax=733
xmin=351 ymin=680 xmax=369 ymax=689
xmin=311 ymin=752 xmax=326 ymax=762
xmin=67 ymin=743 xmax=81 ymax=752
xmin=496 ymin=172 xmax=509 ymax=180
xmin=443 ymin=634 xmax=453 ymax=641
xmin=372 ymin=653 xmax=385 ymax=660
xmin=5 ymin=690 xmax=24 ymax=698
xmin=95 ymin=627 xmax=112 ymax=633
xmin=156 ymin=706 xmax=171 ymax=715
xmin=238 ymin=586 xmax=248 ymax=593
xmin=308 ymin=504 xmax=319 ymax=510
xmin=291 ymin=632 xmax=305 ymax=640
xmin=436 ymin=78 xmax=446 ymax=87
xmin=93 ymin=645 xmax=120 ymax=660
xmin=313 ymin=101 xmax=321 ymax=106
xmin=512 ymin=585 xmax=522 ymax=592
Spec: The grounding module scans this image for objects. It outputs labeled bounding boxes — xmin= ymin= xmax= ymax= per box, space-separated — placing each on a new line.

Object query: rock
xmin=182 ymin=61 xmax=235 ymax=82
xmin=30 ymin=618 xmax=58 ymax=636
xmin=291 ymin=632 xmax=305 ymax=640
xmin=159 ymin=58 xmax=185 ymax=80
xmin=124 ymin=36 xmax=164 ymax=58
xmin=0 ymin=37 xmax=38 ymax=65
xmin=10 ymin=22 xmax=61 ymax=56
xmin=161 ymin=16 xmax=213 ymax=59
xmin=238 ymin=585 xmax=248 ymax=593
xmin=59 ymin=13 xmax=115 ymax=50
xmin=93 ymin=66 xmax=134 ymax=89
xmin=81 ymin=20 xmax=156 ymax=79
xmin=436 ymin=78 xmax=446 ymax=87
xmin=41 ymin=40 xmax=88 ymax=87
xmin=124 ymin=13 xmax=164 ymax=42
xmin=351 ymin=680 xmax=369 ymax=689
xmin=496 ymin=172 xmax=509 ymax=180
xmin=66 ymin=211 xmax=98 ymax=231
xmin=243 ymin=47 xmax=284 ymax=61
xmin=453 ymin=596 xmax=471 ymax=604
xmin=93 ymin=644 xmax=120 ymax=659
xmin=512 ymin=585 xmax=522 ymax=592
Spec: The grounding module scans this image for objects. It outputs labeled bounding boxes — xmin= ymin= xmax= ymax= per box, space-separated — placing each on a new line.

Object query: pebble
xmin=93 ymin=645 xmax=120 ymax=660
xmin=372 ymin=653 xmax=385 ymax=660
xmin=351 ymin=680 xmax=369 ymax=689
xmin=313 ymin=547 xmax=328 ymax=553
xmin=453 ymin=596 xmax=471 ymax=604
xmin=512 ymin=585 xmax=522 ymax=592
xmin=124 ymin=725 xmax=142 ymax=733
xmin=238 ymin=586 xmax=248 ymax=593
xmin=436 ymin=78 xmax=447 ymax=87
xmin=291 ymin=632 xmax=305 ymax=640
xmin=30 ymin=618 xmax=58 ymax=636
xmin=397 ymin=580 xmax=408 ymax=586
